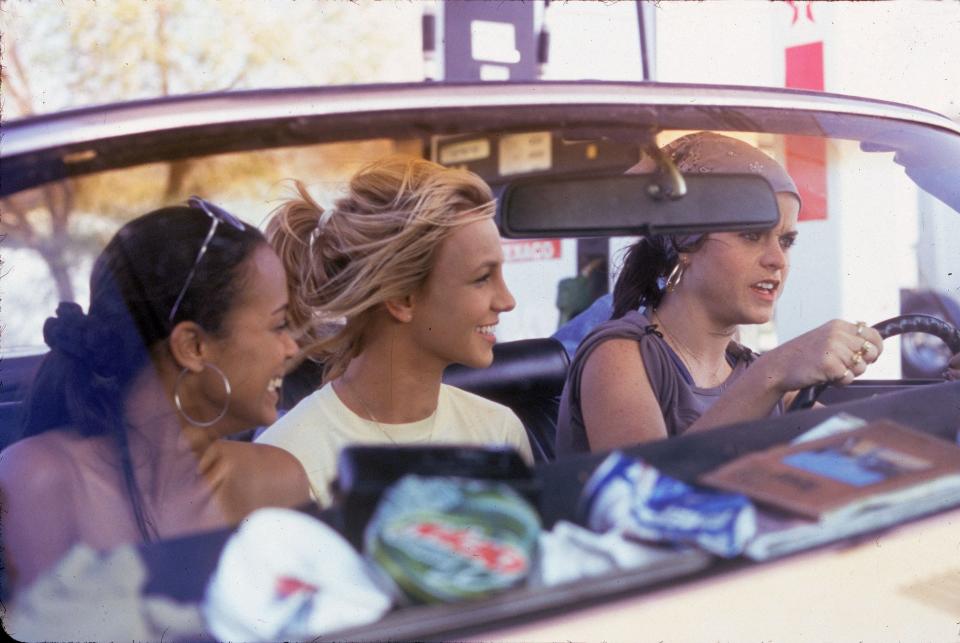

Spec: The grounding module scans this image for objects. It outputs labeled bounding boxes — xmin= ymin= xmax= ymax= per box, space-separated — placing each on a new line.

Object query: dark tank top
xmin=555 ymin=310 xmax=783 ymax=455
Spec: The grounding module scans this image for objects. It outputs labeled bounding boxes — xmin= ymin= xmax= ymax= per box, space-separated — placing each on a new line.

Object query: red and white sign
xmin=784 ymin=2 xmax=828 ymax=221
xmin=501 ymin=239 xmax=561 ymax=262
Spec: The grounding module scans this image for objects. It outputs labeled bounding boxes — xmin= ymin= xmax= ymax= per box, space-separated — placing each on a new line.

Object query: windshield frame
xmin=5 ymin=81 xmax=960 ymax=198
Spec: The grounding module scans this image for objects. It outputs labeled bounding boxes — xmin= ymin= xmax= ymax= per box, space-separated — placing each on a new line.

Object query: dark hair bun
xmin=43 ymin=302 xmax=92 ymax=362
xmin=43 ymin=302 xmax=121 ymax=377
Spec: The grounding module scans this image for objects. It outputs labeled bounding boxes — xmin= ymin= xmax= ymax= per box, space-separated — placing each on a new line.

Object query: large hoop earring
xmin=174 ymin=362 xmax=231 ymax=427
xmin=665 ymin=261 xmax=686 ymax=293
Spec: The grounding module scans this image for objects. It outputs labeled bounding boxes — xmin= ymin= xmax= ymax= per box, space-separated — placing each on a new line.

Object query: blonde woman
xmin=256 ymin=156 xmax=532 ymax=506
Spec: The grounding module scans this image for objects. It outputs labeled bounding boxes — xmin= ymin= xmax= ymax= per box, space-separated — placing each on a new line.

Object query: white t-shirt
xmin=255 ymin=383 xmax=533 ymax=508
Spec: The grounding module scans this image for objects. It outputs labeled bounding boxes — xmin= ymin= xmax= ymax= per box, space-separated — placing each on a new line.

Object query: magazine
xmin=701 ymin=419 xmax=960 ymax=521
xmin=743 ymin=474 xmax=960 ymax=560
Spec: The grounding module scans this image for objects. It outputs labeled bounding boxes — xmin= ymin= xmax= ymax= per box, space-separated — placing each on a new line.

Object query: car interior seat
xmin=0 ymin=354 xmax=45 ymax=452
xmin=443 ymin=337 xmax=570 ymax=463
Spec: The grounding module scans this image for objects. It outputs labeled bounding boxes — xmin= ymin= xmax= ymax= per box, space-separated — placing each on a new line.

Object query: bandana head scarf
xmin=629 ymin=131 xmax=801 ymax=257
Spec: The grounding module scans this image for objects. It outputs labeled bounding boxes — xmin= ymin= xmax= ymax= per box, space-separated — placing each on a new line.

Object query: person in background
xmin=552 ymin=293 xmax=613 ymax=358
xmin=555 ymin=256 xmax=607 ymax=328
xmin=0 ymin=201 xmax=311 ymax=591
xmin=556 ymin=132 xmax=885 ymax=455
xmin=257 ymin=156 xmax=533 ymax=507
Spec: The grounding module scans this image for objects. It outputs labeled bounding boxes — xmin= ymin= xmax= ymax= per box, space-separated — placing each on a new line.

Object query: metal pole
xmin=635 ymin=0 xmax=654 ymax=81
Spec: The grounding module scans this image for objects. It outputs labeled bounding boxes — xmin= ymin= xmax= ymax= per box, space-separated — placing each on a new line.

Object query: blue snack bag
xmin=578 ymin=452 xmax=756 ymax=557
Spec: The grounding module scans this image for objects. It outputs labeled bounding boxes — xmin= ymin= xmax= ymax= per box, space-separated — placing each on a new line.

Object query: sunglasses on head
xmin=168 ymin=197 xmax=247 ymax=323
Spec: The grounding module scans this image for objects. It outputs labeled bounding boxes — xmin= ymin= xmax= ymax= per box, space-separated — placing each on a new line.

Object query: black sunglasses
xmin=168 ymin=197 xmax=247 ymax=323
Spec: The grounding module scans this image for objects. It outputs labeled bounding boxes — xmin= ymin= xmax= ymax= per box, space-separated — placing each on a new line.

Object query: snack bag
xmin=364 ymin=475 xmax=541 ymax=604
xmin=579 ymin=451 xmax=756 ymax=557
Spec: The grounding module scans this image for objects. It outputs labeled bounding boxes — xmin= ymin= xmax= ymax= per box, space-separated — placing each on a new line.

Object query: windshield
xmin=2 ymin=86 xmax=960 ymax=640
xmin=3 ymin=97 xmax=959 ymax=379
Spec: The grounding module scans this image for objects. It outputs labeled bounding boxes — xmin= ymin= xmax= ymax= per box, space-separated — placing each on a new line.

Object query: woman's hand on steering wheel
xmin=788 ymin=314 xmax=960 ymax=411
xmin=759 ymin=319 xmax=884 ymax=393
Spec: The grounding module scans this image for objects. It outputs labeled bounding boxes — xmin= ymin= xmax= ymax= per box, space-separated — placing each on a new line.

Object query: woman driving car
xmin=556 ymin=132 xmax=886 ymax=455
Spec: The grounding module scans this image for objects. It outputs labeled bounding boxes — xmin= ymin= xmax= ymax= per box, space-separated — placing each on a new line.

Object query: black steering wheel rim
xmin=787 ymin=314 xmax=960 ymax=412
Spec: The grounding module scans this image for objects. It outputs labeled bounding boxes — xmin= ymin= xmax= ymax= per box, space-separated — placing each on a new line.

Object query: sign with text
xmin=501 ymin=239 xmax=561 ymax=263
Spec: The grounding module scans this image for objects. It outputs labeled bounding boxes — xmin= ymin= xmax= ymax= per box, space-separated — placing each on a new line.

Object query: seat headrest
xmin=443 ymin=338 xmax=570 ymax=400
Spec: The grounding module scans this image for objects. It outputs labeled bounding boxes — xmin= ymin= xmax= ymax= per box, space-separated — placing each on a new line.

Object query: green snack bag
xmin=364 ymin=475 xmax=541 ymax=604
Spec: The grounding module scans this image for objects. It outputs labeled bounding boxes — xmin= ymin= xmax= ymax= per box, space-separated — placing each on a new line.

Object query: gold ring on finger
xmin=851 ymin=351 xmax=863 ymax=366
xmin=855 ymin=321 xmax=867 ymax=337
xmin=860 ymin=339 xmax=872 ymax=354
xmin=842 ymin=368 xmax=852 ymax=380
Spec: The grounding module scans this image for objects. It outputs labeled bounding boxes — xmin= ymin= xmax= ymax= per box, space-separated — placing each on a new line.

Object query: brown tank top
xmin=555 ymin=310 xmax=783 ymax=456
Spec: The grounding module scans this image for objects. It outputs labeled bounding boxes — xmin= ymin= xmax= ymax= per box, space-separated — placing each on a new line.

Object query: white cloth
xmin=8 ymin=544 xmax=205 ymax=641
xmin=256 ymin=383 xmax=533 ymax=507
xmin=203 ymin=508 xmax=392 ymax=641
xmin=534 ymin=521 xmax=708 ymax=587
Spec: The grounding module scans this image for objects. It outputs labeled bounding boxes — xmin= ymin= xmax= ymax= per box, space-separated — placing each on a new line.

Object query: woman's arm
xmin=215 ymin=442 xmax=313 ymax=518
xmin=685 ymin=356 xmax=792 ymax=432
xmin=579 ymin=320 xmax=884 ymax=448
xmin=257 ymin=445 xmax=313 ymax=508
xmin=0 ymin=440 xmax=79 ymax=591
xmin=688 ymin=319 xmax=884 ymax=432
xmin=580 ymin=338 xmax=669 ymax=450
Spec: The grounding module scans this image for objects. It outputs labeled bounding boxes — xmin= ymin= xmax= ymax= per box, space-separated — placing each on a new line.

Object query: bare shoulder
xmin=0 ymin=430 xmax=83 ymax=497
xmin=580 ymin=337 xmax=666 ymax=447
xmin=582 ymin=337 xmax=648 ymax=381
xmin=0 ymin=432 xmax=85 ymax=548
xmin=0 ymin=430 xmax=92 ymax=589
xmin=215 ymin=441 xmax=311 ymax=509
xmin=580 ymin=337 xmax=655 ymax=404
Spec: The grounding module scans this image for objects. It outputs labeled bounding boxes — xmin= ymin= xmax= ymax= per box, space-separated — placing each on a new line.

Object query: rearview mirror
xmin=498 ymin=173 xmax=781 ymax=238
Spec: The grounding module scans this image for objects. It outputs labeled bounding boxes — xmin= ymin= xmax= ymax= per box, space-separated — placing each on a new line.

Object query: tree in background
xmin=0 ymin=0 xmax=421 ymax=301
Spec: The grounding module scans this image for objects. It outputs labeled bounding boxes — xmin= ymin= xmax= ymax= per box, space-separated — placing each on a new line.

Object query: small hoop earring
xmin=174 ymin=362 xmax=231 ymax=427
xmin=665 ymin=261 xmax=686 ymax=293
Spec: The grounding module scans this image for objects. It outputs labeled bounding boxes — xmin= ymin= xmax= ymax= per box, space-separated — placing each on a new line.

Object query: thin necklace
xmin=343 ymin=378 xmax=437 ymax=444
xmin=652 ymin=310 xmax=727 ymax=386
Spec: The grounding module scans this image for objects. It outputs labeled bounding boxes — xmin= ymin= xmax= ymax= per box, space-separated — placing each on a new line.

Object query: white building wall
xmin=499 ymin=239 xmax=578 ymax=339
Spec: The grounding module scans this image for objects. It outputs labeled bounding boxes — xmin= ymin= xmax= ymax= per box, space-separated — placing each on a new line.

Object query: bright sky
xmin=3 ymin=1 xmax=958 ymax=119
xmin=545 ymin=1 xmax=960 ymax=119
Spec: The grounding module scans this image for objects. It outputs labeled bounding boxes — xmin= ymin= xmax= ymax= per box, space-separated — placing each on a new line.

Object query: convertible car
xmin=2 ymin=81 xmax=960 ymax=639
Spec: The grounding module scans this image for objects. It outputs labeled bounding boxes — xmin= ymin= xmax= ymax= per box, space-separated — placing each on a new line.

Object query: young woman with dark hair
xmin=0 ymin=201 xmax=311 ymax=590
xmin=556 ymin=132 xmax=886 ymax=455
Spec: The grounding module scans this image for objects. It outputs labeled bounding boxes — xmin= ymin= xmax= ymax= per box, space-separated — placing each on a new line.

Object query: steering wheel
xmin=788 ymin=314 xmax=960 ymax=411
